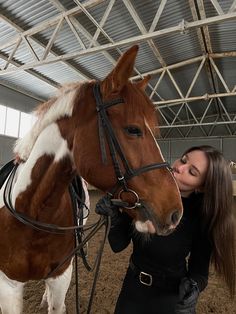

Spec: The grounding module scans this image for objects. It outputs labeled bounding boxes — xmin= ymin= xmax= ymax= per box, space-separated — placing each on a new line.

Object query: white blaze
xmin=134 ymin=119 xmax=180 ymax=233
xmin=144 ymin=118 xmax=165 ymax=161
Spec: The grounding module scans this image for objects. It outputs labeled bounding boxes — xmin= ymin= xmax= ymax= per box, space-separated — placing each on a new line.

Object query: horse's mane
xmin=14 ymin=83 xmax=81 ymax=161
xmin=35 ymin=83 xmax=80 ymax=118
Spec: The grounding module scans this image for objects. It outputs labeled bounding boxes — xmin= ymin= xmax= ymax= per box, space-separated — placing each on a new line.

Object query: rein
xmin=3 ymin=164 xmax=95 ymax=234
xmin=2 ymin=163 xmax=107 ymax=314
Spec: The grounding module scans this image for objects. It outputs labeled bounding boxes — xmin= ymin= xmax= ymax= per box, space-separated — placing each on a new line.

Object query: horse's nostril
xmin=171 ymin=210 xmax=180 ymax=225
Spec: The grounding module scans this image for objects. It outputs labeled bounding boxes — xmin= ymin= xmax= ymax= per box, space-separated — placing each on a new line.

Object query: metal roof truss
xmin=0 ymin=0 xmax=236 ymax=138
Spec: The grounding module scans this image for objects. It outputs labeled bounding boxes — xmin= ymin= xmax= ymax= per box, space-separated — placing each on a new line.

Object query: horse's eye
xmin=124 ymin=126 xmax=143 ymax=137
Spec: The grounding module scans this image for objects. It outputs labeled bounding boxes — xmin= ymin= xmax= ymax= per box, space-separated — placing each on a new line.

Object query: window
xmin=0 ymin=105 xmax=35 ymax=138
xmin=5 ymin=107 xmax=20 ymax=137
xmin=0 ymin=105 xmax=6 ymax=134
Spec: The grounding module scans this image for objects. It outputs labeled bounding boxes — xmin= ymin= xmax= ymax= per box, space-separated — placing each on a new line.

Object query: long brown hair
xmin=184 ymin=145 xmax=236 ymax=298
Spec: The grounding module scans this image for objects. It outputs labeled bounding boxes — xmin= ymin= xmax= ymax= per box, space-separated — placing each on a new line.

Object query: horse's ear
xmin=101 ymin=45 xmax=139 ymax=97
xmin=136 ymin=75 xmax=151 ymax=91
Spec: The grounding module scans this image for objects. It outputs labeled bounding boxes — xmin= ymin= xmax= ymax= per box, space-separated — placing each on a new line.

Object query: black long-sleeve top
xmin=108 ymin=193 xmax=212 ymax=292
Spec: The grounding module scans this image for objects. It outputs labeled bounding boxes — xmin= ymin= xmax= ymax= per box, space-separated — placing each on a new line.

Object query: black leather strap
xmin=0 ymin=159 xmax=15 ymax=189
xmin=129 ymin=258 xmax=181 ymax=290
xmin=93 ymin=82 xmax=171 ymax=201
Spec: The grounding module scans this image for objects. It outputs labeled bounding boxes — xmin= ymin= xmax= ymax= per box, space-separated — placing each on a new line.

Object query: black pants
xmin=114 ymin=268 xmax=179 ymax=314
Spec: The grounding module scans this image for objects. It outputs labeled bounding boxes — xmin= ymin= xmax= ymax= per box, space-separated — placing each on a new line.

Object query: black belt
xmin=129 ymin=259 xmax=181 ymax=289
xmin=129 ymin=259 xmax=159 ymax=286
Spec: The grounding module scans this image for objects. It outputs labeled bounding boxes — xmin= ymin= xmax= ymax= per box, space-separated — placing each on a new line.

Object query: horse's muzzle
xmin=134 ymin=203 xmax=182 ymax=235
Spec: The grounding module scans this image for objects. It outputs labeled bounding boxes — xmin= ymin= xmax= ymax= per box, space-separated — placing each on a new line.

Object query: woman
xmin=95 ymin=145 xmax=235 ymax=314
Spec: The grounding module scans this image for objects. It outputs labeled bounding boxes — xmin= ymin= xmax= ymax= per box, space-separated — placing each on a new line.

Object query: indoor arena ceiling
xmin=0 ymin=0 xmax=236 ymax=138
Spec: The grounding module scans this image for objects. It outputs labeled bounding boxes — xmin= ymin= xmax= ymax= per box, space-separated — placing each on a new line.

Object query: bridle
xmin=93 ymin=82 xmax=171 ymax=209
xmin=3 ymin=82 xmax=171 ymax=228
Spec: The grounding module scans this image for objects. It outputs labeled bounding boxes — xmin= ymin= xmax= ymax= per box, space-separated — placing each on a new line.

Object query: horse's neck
xmin=12 ymin=122 xmax=74 ymax=217
xmin=14 ymin=84 xmax=78 ymax=162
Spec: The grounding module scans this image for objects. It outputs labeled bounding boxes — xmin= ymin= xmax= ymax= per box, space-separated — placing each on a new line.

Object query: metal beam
xmin=0 ymin=14 xmax=89 ymax=81
xmin=1 ymin=11 xmax=236 ymax=74
xmin=156 ymin=92 xmax=236 ymax=107
xmin=159 ymin=121 xmax=236 ymax=128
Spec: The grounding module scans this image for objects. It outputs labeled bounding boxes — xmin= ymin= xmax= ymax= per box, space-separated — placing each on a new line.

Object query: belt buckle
xmin=139 ymin=271 xmax=152 ymax=286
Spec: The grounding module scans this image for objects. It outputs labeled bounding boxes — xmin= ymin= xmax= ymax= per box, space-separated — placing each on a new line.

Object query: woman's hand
xmin=175 ymin=277 xmax=199 ymax=314
xmin=95 ymin=195 xmax=128 ymax=228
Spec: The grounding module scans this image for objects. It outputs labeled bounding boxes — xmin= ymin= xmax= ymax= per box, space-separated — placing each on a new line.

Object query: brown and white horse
xmin=0 ymin=45 xmax=182 ymax=314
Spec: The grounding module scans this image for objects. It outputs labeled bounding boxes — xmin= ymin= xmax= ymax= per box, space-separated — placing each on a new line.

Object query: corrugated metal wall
xmin=159 ymin=136 xmax=236 ymax=163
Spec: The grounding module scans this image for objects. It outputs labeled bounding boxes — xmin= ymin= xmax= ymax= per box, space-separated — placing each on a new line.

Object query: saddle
xmin=0 ymin=159 xmax=15 ymax=190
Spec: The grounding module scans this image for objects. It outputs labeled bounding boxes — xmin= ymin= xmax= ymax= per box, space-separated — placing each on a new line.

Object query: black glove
xmin=175 ymin=277 xmax=199 ymax=314
xmin=95 ymin=195 xmax=128 ymax=227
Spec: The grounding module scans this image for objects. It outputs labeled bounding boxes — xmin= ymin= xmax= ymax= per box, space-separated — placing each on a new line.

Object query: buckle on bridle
xmin=139 ymin=271 xmax=153 ymax=286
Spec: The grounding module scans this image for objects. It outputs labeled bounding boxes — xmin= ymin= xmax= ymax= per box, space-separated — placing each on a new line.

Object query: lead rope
xmin=87 ymin=216 xmax=111 ymax=314
xmin=69 ymin=183 xmax=82 ymax=314
xmin=69 ymin=179 xmax=111 ymax=314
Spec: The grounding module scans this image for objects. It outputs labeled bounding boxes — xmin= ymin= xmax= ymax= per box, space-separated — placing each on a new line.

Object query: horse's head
xmin=72 ymin=45 xmax=183 ymax=236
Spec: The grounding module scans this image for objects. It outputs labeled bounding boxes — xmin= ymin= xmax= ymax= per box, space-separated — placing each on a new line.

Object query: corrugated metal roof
xmin=0 ymin=0 xmax=236 ymax=138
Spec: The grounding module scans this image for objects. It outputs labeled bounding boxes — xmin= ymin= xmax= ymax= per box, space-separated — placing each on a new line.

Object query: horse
xmin=0 ymin=45 xmax=183 ymax=314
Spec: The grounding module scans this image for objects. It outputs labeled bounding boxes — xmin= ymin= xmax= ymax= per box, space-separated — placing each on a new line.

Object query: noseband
xmin=93 ymin=83 xmax=171 ymax=209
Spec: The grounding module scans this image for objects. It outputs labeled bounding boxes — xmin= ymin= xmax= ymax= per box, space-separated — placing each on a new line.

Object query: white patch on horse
xmin=144 ymin=118 xmax=165 ymax=161
xmin=14 ymin=86 xmax=78 ymax=161
xmin=135 ymin=220 xmax=156 ymax=234
xmin=12 ymin=123 xmax=72 ymax=206
xmin=81 ymin=179 xmax=90 ymax=225
xmin=0 ymin=270 xmax=24 ymax=314
xmin=144 ymin=118 xmax=180 ymax=195
xmin=41 ymin=262 xmax=73 ymax=314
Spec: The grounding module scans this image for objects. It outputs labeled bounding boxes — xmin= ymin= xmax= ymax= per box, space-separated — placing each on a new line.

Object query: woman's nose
xmin=177 ymin=164 xmax=186 ymax=173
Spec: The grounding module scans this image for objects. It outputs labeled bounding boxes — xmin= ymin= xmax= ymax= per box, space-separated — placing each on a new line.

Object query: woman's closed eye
xmin=189 ymin=168 xmax=197 ymax=176
xmin=181 ymin=156 xmax=198 ymax=176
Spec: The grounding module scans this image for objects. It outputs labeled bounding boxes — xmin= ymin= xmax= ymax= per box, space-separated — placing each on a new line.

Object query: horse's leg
xmin=43 ymin=262 xmax=73 ymax=314
xmin=0 ymin=271 xmax=24 ymax=314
